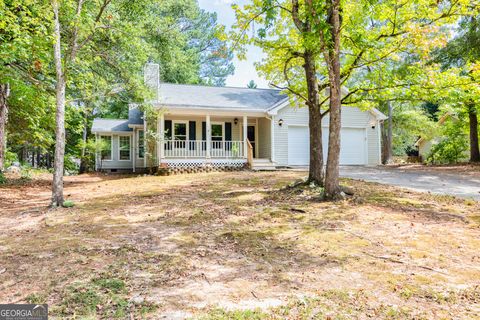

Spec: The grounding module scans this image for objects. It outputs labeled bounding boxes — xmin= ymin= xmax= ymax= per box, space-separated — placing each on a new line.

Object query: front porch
xmin=149 ymin=113 xmax=276 ymax=170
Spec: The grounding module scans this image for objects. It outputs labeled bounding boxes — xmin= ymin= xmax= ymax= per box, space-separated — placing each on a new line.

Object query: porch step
xmin=251 ymin=158 xmax=277 ymax=171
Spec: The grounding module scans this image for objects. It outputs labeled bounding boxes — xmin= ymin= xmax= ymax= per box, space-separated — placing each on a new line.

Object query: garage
xmin=287 ymin=126 xmax=367 ymax=166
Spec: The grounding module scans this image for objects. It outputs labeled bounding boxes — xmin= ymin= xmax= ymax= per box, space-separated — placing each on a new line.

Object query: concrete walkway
xmin=340 ymin=166 xmax=480 ymax=201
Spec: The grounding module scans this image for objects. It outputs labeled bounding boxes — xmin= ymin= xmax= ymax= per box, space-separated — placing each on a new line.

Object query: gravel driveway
xmin=340 ymin=166 xmax=480 ymax=201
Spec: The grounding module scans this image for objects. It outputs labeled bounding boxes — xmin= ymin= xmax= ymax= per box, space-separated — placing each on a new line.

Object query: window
xmin=100 ymin=135 xmax=112 ymax=160
xmin=138 ymin=130 xmax=144 ymax=159
xmin=211 ymin=123 xmax=223 ymax=149
xmin=119 ymin=136 xmax=131 ymax=160
xmin=211 ymin=124 xmax=223 ymax=141
xmin=174 ymin=122 xmax=187 ymax=141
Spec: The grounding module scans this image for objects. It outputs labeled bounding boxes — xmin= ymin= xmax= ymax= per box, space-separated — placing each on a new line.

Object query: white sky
xmin=197 ymin=0 xmax=270 ymax=88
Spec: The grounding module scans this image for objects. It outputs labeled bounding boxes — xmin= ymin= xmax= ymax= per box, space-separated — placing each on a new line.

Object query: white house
xmin=92 ymin=63 xmax=387 ymax=172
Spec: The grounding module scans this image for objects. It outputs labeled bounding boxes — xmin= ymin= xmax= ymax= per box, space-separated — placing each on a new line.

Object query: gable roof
xmin=91 ymin=119 xmax=132 ymax=133
xmin=158 ymin=83 xmax=288 ymax=111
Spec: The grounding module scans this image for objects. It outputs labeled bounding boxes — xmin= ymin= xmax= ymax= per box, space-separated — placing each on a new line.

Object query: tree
xmin=247 ymin=80 xmax=257 ymax=89
xmin=0 ymin=0 xmax=52 ymax=171
xmin=233 ymin=0 xmax=470 ymax=198
xmin=0 ymin=84 xmax=9 ymax=171
xmin=434 ymin=16 xmax=480 ymax=162
xmin=232 ymin=0 xmax=330 ymax=186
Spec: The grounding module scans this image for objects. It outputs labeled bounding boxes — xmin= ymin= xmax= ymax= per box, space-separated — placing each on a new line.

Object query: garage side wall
xmin=274 ymin=105 xmax=381 ymax=166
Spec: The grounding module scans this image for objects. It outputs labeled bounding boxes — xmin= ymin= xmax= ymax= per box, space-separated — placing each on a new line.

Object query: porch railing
xmin=163 ymin=140 xmax=245 ymax=158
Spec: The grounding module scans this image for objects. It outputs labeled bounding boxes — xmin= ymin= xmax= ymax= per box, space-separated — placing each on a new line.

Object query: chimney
xmin=144 ymin=62 xmax=160 ymax=102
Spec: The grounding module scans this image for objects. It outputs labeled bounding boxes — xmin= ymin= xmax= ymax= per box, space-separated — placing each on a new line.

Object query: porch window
xmin=211 ymin=123 xmax=223 ymax=149
xmin=119 ymin=136 xmax=131 ymax=160
xmin=174 ymin=122 xmax=187 ymax=141
xmin=138 ymin=130 xmax=144 ymax=159
xmin=100 ymin=135 xmax=112 ymax=160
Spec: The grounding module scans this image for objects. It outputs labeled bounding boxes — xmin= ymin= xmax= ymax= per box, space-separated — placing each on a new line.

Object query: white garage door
xmin=288 ymin=126 xmax=367 ymax=165
xmin=288 ymin=126 xmax=311 ymax=165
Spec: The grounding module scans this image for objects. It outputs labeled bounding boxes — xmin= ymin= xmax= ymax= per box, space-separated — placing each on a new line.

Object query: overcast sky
xmin=197 ymin=0 xmax=270 ymax=88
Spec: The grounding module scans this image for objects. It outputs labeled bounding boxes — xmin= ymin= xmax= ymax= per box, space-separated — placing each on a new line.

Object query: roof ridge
xmin=160 ymin=82 xmax=281 ymax=92
xmin=93 ymin=118 xmax=128 ymax=121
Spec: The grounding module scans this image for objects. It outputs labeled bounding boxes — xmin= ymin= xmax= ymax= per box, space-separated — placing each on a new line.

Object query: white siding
xmin=98 ymin=133 xmax=134 ymax=170
xmin=274 ymin=105 xmax=382 ymax=166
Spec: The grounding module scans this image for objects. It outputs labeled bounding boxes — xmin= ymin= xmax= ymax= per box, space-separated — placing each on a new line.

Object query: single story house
xmin=92 ymin=63 xmax=387 ymax=172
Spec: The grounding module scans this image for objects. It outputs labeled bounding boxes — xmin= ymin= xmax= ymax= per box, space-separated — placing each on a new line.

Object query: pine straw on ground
xmin=0 ymin=171 xmax=479 ymax=319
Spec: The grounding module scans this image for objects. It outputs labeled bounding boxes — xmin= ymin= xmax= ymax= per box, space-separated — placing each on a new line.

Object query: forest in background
xmin=0 ymin=0 xmax=234 ymax=176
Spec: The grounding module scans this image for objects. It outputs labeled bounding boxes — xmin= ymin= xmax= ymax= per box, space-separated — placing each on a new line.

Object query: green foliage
xmin=1 ymin=0 xmax=233 ymax=173
xmin=0 ymin=171 xmax=6 ymax=185
xmin=140 ymin=104 xmax=163 ymax=172
xmin=56 ymin=275 xmax=156 ymax=318
xmin=231 ymin=0 xmax=472 ymax=110
xmin=4 ymin=149 xmax=18 ymax=168
xmin=20 ymin=165 xmax=32 ymax=181
xmin=379 ymin=103 xmax=438 ymax=156
xmin=62 ymin=200 xmax=75 ymax=208
xmin=427 ymin=121 xmax=469 ymax=164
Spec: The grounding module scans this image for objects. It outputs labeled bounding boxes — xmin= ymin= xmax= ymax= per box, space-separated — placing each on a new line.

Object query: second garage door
xmin=287 ymin=126 xmax=367 ymax=166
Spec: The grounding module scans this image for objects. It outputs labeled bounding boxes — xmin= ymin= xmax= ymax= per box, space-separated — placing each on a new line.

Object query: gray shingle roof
xmin=91 ymin=84 xmax=288 ymax=133
xmin=158 ymin=83 xmax=288 ymax=110
xmin=91 ymin=119 xmax=132 ymax=133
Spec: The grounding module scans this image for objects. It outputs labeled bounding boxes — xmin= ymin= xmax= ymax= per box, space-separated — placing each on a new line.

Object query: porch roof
xmin=157 ymin=83 xmax=288 ymax=111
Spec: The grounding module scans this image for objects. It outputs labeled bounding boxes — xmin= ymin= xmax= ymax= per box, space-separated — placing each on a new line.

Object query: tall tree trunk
xmin=384 ymin=100 xmax=393 ymax=164
xmin=0 ymin=84 xmax=9 ymax=172
xmin=51 ymin=1 xmax=66 ymax=207
xmin=304 ymin=52 xmax=324 ymax=185
xmin=324 ymin=0 xmax=342 ymax=199
xmin=79 ymin=110 xmax=88 ymax=174
xmin=468 ymin=104 xmax=480 ymax=162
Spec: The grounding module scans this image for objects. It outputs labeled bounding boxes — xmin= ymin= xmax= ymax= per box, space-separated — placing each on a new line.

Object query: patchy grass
xmin=0 ymin=171 xmax=479 ymax=319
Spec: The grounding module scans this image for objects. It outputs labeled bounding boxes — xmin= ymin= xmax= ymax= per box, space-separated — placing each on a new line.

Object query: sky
xmin=197 ymin=0 xmax=270 ymax=88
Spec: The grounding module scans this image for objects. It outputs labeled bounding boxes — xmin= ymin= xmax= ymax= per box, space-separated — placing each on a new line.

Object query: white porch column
xmin=132 ymin=129 xmax=136 ymax=173
xmin=143 ymin=118 xmax=147 ymax=168
xmin=159 ymin=113 xmax=165 ymax=160
xmin=270 ymin=115 xmax=275 ymax=162
xmin=206 ymin=114 xmax=211 ymax=158
xmin=243 ymin=115 xmax=248 ymax=158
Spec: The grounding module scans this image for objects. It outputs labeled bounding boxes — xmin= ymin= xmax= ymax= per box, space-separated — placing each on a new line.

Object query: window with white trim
xmin=173 ymin=122 xmax=187 ymax=141
xmin=119 ymin=136 xmax=131 ymax=160
xmin=211 ymin=123 xmax=223 ymax=149
xmin=100 ymin=135 xmax=112 ymax=160
xmin=138 ymin=130 xmax=144 ymax=159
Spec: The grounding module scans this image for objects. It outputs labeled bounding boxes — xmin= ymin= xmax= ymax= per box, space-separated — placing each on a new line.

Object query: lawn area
xmin=0 ymin=171 xmax=479 ymax=319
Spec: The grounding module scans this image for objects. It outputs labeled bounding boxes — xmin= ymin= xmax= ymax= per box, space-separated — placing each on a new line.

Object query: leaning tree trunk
xmin=0 ymin=84 xmax=9 ymax=172
xmin=468 ymin=104 xmax=480 ymax=163
xmin=51 ymin=1 xmax=66 ymax=207
xmin=324 ymin=0 xmax=343 ymax=199
xmin=304 ymin=51 xmax=324 ymax=185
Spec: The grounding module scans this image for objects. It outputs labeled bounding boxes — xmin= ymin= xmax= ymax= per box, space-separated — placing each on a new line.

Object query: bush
xmin=4 ymin=150 xmax=18 ymax=168
xmin=427 ymin=122 xmax=468 ymax=164
xmin=20 ymin=165 xmax=33 ymax=181
xmin=62 ymin=200 xmax=75 ymax=208
xmin=64 ymin=156 xmax=79 ymax=175
xmin=0 ymin=171 xmax=6 ymax=184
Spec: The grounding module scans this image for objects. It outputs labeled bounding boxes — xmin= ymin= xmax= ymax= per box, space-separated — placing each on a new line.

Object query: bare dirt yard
xmin=0 ymin=171 xmax=479 ymax=319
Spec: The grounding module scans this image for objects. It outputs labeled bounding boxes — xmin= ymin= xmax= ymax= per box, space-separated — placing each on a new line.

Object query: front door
xmin=247 ymin=125 xmax=256 ymax=158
